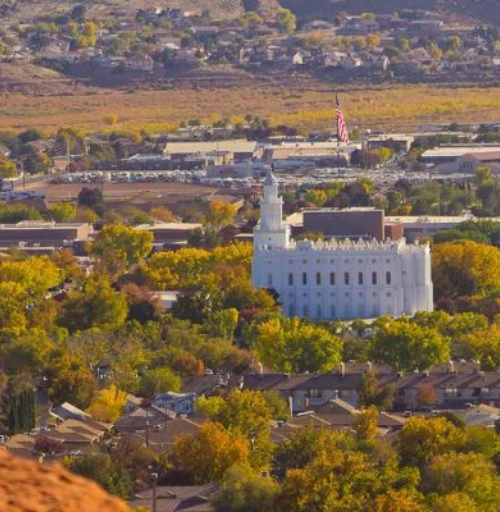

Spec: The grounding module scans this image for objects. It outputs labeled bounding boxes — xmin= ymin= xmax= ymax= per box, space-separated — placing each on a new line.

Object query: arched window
xmin=330 ymin=272 xmax=335 ymax=285
xmin=268 ymin=274 xmax=273 ymax=286
xmin=302 ymin=272 xmax=307 ymax=285
xmin=288 ymin=273 xmax=293 ymax=286
xmin=372 ymin=272 xmax=377 ymax=285
xmin=344 ymin=272 xmax=350 ymax=285
xmin=316 ymin=272 xmax=321 ymax=285
xmin=358 ymin=272 xmax=363 ymax=285
xmin=386 ymin=271 xmax=392 ymax=285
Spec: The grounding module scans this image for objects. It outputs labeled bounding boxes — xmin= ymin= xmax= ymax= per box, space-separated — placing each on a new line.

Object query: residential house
xmin=340 ymin=54 xmax=363 ymax=70
xmin=243 ymin=361 xmax=500 ymax=413
xmin=128 ymin=483 xmax=217 ymax=512
xmin=125 ymin=394 xmax=143 ymax=413
xmin=458 ymin=404 xmax=500 ymax=428
xmin=152 ymin=392 xmax=197 ymax=415
xmin=114 ymin=406 xmax=170 ymax=434
xmin=40 ymin=418 xmax=110 ymax=453
xmin=120 ymin=416 xmax=203 ymax=455
xmin=51 ymin=402 xmax=91 ymax=422
xmin=364 ymin=55 xmax=390 ymax=71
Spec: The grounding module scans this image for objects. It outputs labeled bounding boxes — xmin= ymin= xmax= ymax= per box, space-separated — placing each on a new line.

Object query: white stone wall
xmin=252 ymin=173 xmax=433 ymax=320
xmin=253 ymin=239 xmax=433 ymax=320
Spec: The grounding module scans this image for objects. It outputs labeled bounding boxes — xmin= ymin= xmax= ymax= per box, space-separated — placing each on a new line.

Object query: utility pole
xmin=151 ymin=472 xmax=158 ymax=512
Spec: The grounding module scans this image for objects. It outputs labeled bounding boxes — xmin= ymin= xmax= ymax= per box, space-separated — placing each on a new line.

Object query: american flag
xmin=335 ymin=93 xmax=349 ymax=144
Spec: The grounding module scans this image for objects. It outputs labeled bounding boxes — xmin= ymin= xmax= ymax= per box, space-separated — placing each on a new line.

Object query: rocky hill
xmin=0 ymin=0 xmax=282 ymax=21
xmin=0 ymin=0 xmax=497 ymax=24
xmin=281 ymin=0 xmax=500 ymax=25
xmin=0 ymin=450 xmax=128 ymax=512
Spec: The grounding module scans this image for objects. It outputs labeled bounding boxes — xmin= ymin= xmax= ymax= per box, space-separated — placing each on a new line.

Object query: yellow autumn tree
xmin=432 ymin=241 xmax=500 ymax=301
xmin=206 ymin=201 xmax=237 ymax=229
xmin=87 ymin=384 xmax=127 ymax=423
xmin=169 ymin=421 xmax=250 ymax=483
xmin=0 ymin=256 xmax=62 ymax=301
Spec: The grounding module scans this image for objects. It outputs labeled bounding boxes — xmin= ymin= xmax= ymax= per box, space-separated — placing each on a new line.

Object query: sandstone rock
xmin=0 ymin=449 xmax=129 ymax=512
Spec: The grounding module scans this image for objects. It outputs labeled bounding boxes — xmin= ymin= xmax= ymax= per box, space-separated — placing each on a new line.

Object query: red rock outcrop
xmin=0 ymin=449 xmax=129 ymax=512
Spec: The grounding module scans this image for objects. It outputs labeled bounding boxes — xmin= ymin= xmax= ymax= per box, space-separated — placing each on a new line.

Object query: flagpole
xmin=335 ymin=92 xmax=340 ymax=165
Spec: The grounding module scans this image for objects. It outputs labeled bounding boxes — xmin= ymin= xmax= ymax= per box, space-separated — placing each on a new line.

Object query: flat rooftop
xmin=0 ymin=221 xmax=90 ymax=230
xmin=135 ymin=222 xmax=202 ymax=231
xmin=164 ymin=139 xmax=257 ymax=155
xmin=421 ymin=145 xmax=500 ymax=160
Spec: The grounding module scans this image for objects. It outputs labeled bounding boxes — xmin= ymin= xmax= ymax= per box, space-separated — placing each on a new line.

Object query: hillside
xmin=0 ymin=0 xmax=281 ymax=21
xmin=281 ymin=0 xmax=500 ymax=25
xmin=0 ymin=0 xmax=498 ymax=24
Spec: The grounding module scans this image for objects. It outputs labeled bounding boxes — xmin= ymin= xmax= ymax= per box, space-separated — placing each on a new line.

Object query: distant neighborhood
xmin=2 ymin=6 xmax=500 ymax=85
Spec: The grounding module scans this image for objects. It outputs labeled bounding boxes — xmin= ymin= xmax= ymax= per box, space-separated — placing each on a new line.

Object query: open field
xmin=2 ymin=84 xmax=500 ymax=134
xmin=43 ymin=181 xmax=224 ymax=204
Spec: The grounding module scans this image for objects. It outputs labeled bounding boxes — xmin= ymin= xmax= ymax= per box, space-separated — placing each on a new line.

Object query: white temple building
xmin=252 ymin=172 xmax=434 ymax=320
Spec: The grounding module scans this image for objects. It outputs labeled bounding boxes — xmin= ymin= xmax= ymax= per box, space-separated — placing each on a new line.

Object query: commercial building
xmin=163 ymin=139 xmax=259 ymax=169
xmin=0 ymin=221 xmax=92 ymax=250
xmin=288 ymin=208 xmax=404 ymax=242
xmin=136 ymin=221 xmax=202 ymax=249
xmin=420 ymin=144 xmax=500 ymax=167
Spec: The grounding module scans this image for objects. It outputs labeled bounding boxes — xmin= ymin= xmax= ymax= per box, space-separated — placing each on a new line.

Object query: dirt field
xmin=44 ymin=181 xmax=228 ymax=204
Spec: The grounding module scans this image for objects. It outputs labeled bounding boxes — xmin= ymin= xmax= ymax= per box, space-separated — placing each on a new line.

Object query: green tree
xmin=276 ymin=9 xmax=296 ymax=33
xmin=213 ymin=464 xmax=280 ymax=512
xmin=371 ymin=320 xmax=450 ymax=372
xmin=23 ymin=151 xmax=52 ymax=174
xmin=255 ymin=317 xmax=343 ymax=373
xmin=0 ymin=155 xmax=17 ymax=178
xmin=49 ymin=202 xmax=76 ymax=222
xmin=92 ymin=224 xmax=153 ymax=277
xmin=397 ymin=416 xmax=465 ymax=468
xmin=425 ymin=452 xmax=500 ymax=510
xmin=263 ymin=390 xmax=290 ymax=422
xmin=46 ymin=353 xmax=97 ymax=408
xmin=78 ymin=187 xmax=104 ymax=216
xmin=6 ymin=385 xmax=35 ymax=434
xmin=358 ymin=371 xmax=394 ymax=411
xmin=214 ymin=390 xmax=272 ymax=436
xmin=138 ymin=367 xmax=181 ymax=397
xmin=59 ymin=277 xmax=128 ymax=332
xmin=65 ymin=452 xmax=133 ymax=499
xmin=353 ymin=406 xmax=378 ymax=447
xmin=203 ymin=308 xmax=238 ymax=339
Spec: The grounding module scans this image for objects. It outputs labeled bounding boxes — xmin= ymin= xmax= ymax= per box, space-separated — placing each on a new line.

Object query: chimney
xmin=288 ymin=396 xmax=293 ymax=418
xmin=367 ymin=361 xmax=373 ymax=373
xmin=258 ymin=362 xmax=264 ymax=375
xmin=340 ymin=362 xmax=346 ymax=378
